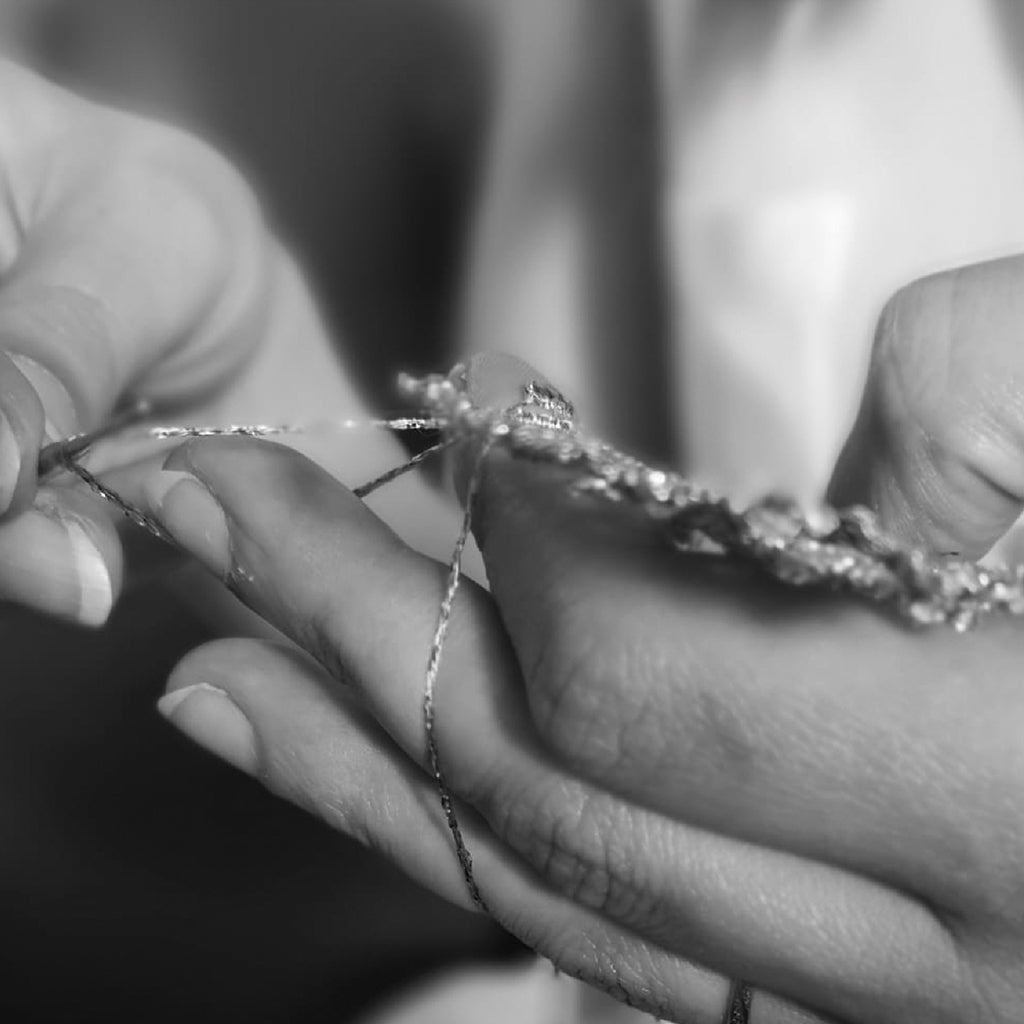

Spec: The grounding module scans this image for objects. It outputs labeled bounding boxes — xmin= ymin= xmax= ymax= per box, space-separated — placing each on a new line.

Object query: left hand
xmin=127 ymin=405 xmax=1024 ymax=1023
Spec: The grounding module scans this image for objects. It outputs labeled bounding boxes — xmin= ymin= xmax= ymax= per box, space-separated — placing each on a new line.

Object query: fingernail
xmin=464 ymin=352 xmax=551 ymax=410
xmin=64 ymin=520 xmax=113 ymax=627
xmin=6 ymin=353 xmax=78 ymax=441
xmin=144 ymin=470 xmax=231 ymax=576
xmin=157 ymin=682 xmax=257 ymax=774
xmin=451 ymin=354 xmax=570 ymax=506
xmin=0 ymin=409 xmax=20 ymax=515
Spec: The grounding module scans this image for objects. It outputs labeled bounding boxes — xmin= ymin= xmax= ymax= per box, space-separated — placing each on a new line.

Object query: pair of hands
xmin=4 ymin=60 xmax=1024 ymax=1023
xmin=136 ymin=395 xmax=1024 ymax=1024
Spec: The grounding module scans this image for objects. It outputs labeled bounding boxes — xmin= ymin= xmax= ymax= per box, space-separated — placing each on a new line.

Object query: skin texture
xmin=135 ymin=303 xmax=1024 ymax=1021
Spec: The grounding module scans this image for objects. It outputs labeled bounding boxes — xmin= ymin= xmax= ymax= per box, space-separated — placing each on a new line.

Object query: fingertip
xmin=63 ymin=517 xmax=116 ymax=627
xmin=161 ymin=435 xmax=296 ymax=496
xmin=44 ymin=486 xmax=124 ymax=627
xmin=161 ymin=435 xmax=361 ymax=537
xmin=142 ymin=467 xmax=231 ymax=578
xmin=451 ymin=353 xmax=556 ymax=506
xmin=157 ymin=680 xmax=258 ymax=775
xmin=0 ymin=489 xmax=122 ymax=627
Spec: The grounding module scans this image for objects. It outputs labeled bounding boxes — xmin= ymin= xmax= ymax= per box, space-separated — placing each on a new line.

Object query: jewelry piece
xmin=401 ymin=362 xmax=1024 ymax=631
xmin=722 ymin=981 xmax=753 ymax=1024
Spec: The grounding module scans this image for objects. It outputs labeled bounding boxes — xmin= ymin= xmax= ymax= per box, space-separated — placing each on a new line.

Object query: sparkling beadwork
xmin=398 ymin=364 xmax=1024 ymax=629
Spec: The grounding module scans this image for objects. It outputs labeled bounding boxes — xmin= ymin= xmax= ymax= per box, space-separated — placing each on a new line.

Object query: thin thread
xmin=37 ymin=398 xmax=153 ymax=478
xmin=353 ymin=439 xmax=453 ymax=499
xmin=146 ymin=416 xmax=438 ymax=439
xmin=423 ymin=439 xmax=493 ymax=913
xmin=49 ymin=419 xmax=446 ymax=544
xmin=53 ymin=433 xmax=446 ymax=546
xmin=722 ymin=981 xmax=753 ymax=1024
xmin=61 ymin=459 xmax=175 ymax=544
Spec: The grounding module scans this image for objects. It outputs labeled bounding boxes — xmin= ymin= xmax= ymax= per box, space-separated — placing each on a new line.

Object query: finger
xmin=0 ymin=349 xmax=125 ymax=622
xmin=159 ymin=636 xmax=839 ymax=1024
xmin=0 ymin=63 xmax=270 ymax=617
xmin=829 ymin=257 xmax=1024 ymax=557
xmin=136 ymin=439 xmax=971 ymax=1021
xmin=0 ymin=482 xmax=120 ymax=625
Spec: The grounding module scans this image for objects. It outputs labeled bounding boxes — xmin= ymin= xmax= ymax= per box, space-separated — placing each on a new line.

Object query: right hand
xmin=0 ymin=58 xmax=422 ymax=627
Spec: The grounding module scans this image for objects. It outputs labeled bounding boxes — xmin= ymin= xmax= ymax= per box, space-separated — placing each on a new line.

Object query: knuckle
xmin=489 ymin=774 xmax=661 ymax=929
xmin=527 ymin=613 xmax=622 ymax=771
xmin=287 ymin=600 xmax=355 ymax=689
xmin=869 ymin=275 xmax=951 ymax=439
xmin=0 ymin=60 xmax=73 ymax=166
xmin=527 ymin=605 xmax=663 ymax=778
xmin=82 ymin=113 xmax=266 ymax=292
xmin=871 ymin=270 xmax=1022 ymax=467
xmin=528 ymin=605 xmax=750 ymax=794
xmin=123 ymin=115 xmax=257 ymax=211
xmin=861 ymin=272 xmax=1024 ymax=541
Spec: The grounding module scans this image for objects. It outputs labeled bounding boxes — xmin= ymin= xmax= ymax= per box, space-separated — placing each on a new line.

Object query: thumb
xmin=829 ymin=256 xmax=1024 ymax=559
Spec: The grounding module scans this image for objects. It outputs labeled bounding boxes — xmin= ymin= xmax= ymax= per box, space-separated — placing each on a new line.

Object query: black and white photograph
xmin=1 ymin=2 xmax=1023 ymax=1021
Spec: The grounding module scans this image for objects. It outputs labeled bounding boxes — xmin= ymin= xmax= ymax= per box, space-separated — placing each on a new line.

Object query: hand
xmin=130 ymin=362 xmax=1024 ymax=1023
xmin=0 ymin=58 xmax=415 ymax=626
xmin=830 ymin=254 xmax=1024 ymax=560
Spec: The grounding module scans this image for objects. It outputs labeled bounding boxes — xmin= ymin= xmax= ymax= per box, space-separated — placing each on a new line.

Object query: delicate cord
xmin=60 ymin=459 xmax=175 ymax=544
xmin=722 ymin=981 xmax=753 ymax=1024
xmin=423 ymin=439 xmax=493 ymax=913
xmin=146 ymin=416 xmax=439 ymax=440
xmin=36 ymin=398 xmax=153 ymax=478
xmin=353 ymin=439 xmax=453 ymax=499
xmin=53 ymin=431 xmax=451 ymax=542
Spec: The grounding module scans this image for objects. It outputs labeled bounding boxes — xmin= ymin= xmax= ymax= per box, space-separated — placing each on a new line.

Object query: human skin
xmin=0 ymin=52 xmax=503 ymax=1023
xmin=0 ymin=58 xmax=452 ymax=627
xmin=5 ymin=48 xmax=1024 ymax=1024
xmin=135 ymin=285 xmax=1024 ymax=1023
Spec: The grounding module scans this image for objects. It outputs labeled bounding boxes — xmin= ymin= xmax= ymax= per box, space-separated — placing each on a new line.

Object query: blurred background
xmin=5 ymin=2 xmax=1024 ymax=1021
